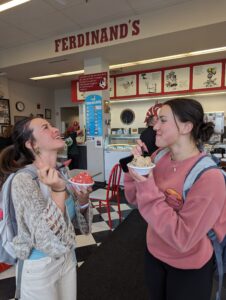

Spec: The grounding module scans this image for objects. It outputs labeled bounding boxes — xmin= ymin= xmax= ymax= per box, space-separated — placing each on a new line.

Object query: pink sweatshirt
xmin=124 ymin=152 xmax=226 ymax=269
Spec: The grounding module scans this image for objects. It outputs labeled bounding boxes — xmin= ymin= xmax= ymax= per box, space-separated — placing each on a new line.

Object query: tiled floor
xmin=0 ymin=200 xmax=133 ymax=300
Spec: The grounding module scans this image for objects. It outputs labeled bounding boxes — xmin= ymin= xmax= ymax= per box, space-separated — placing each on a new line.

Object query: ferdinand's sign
xmin=54 ymin=19 xmax=140 ymax=53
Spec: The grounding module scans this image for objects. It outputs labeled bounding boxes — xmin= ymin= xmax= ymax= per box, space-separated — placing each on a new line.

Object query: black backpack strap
xmin=208 ymin=230 xmax=223 ymax=300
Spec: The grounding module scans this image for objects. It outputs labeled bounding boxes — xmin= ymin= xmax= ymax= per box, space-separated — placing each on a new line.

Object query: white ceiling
xmin=0 ymin=0 xmax=226 ymax=89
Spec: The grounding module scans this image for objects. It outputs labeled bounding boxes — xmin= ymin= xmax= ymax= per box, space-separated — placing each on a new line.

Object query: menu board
xmin=116 ymin=75 xmax=136 ymax=96
xmin=192 ymin=62 xmax=222 ymax=89
xmin=79 ymin=72 xmax=108 ymax=92
xmin=85 ymin=94 xmax=103 ymax=137
xmin=77 ymin=81 xmax=84 ymax=100
xmin=164 ymin=67 xmax=190 ymax=92
xmin=139 ymin=71 xmax=162 ymax=94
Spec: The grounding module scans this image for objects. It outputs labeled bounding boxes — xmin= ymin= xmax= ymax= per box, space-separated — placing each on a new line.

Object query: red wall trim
xmin=71 ymin=58 xmax=226 ymax=102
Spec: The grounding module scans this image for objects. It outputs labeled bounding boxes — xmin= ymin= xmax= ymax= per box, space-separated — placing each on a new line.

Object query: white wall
xmin=8 ymin=80 xmax=55 ymax=124
xmin=54 ymin=89 xmax=85 ymax=134
xmin=110 ymin=94 xmax=226 ymax=129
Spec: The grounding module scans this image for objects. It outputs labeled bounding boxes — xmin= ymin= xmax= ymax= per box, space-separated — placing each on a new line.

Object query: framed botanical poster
xmin=45 ymin=109 xmax=51 ymax=119
xmin=116 ymin=75 xmax=136 ymax=97
xmin=164 ymin=67 xmax=190 ymax=92
xmin=0 ymin=99 xmax=10 ymax=125
xmin=192 ymin=62 xmax=222 ymax=89
xmin=139 ymin=71 xmax=162 ymax=94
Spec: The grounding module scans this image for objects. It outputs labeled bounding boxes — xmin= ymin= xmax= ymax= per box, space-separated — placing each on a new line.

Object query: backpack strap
xmin=208 ymin=230 xmax=223 ymax=300
xmin=183 ymin=155 xmax=217 ymax=200
xmin=10 ymin=166 xmax=39 ymax=300
xmin=153 ymin=148 xmax=170 ymax=164
xmin=183 ymin=155 xmax=225 ymax=300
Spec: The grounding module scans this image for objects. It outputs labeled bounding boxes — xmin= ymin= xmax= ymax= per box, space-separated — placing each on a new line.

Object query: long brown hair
xmin=0 ymin=117 xmax=37 ymax=187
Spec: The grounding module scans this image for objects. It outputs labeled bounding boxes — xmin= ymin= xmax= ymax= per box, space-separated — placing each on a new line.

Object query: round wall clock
xmin=120 ymin=109 xmax=135 ymax=125
xmin=16 ymin=101 xmax=25 ymax=112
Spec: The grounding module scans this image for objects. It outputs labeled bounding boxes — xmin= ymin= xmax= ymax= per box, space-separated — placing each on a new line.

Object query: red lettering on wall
xmin=55 ymin=39 xmax=61 ymax=52
xmin=109 ymin=25 xmax=118 ymax=41
xmin=54 ymin=19 xmax=140 ymax=53
xmin=62 ymin=37 xmax=69 ymax=51
xmin=91 ymin=30 xmax=100 ymax=45
xmin=78 ymin=34 xmax=84 ymax=48
xmin=69 ymin=36 xmax=76 ymax=49
xmin=85 ymin=32 xmax=90 ymax=46
xmin=132 ymin=20 xmax=140 ymax=36
xmin=100 ymin=28 xmax=108 ymax=43
xmin=119 ymin=24 xmax=128 ymax=39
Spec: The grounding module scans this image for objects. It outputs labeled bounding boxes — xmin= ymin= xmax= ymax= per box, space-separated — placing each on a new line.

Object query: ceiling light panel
xmin=0 ymin=0 xmax=31 ymax=13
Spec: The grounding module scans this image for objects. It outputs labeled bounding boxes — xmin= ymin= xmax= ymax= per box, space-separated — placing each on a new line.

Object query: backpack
xmin=0 ymin=165 xmax=38 ymax=265
xmin=154 ymin=148 xmax=226 ymax=300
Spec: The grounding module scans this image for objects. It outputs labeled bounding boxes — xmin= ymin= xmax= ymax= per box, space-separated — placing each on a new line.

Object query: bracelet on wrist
xmin=51 ymin=187 xmax=67 ymax=193
xmin=79 ymin=202 xmax=89 ymax=209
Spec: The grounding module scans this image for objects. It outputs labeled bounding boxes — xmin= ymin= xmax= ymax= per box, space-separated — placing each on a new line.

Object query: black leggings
xmin=145 ymin=248 xmax=214 ymax=300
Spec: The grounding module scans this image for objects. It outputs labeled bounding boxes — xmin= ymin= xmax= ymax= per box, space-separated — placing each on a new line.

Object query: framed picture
xmin=192 ymin=62 xmax=222 ymax=90
xmin=1 ymin=125 xmax=12 ymax=134
xmin=0 ymin=99 xmax=11 ymax=125
xmin=36 ymin=114 xmax=44 ymax=118
xmin=14 ymin=115 xmax=27 ymax=123
xmin=45 ymin=109 xmax=51 ymax=119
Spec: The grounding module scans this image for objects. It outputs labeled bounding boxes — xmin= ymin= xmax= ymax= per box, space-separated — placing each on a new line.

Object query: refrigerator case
xmin=104 ymin=144 xmax=133 ymax=185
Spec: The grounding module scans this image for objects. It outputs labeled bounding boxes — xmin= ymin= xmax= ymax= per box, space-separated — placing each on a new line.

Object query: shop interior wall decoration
xmin=45 ymin=108 xmax=51 ymax=119
xmin=120 ymin=109 xmax=135 ymax=125
xmin=15 ymin=101 xmax=25 ymax=112
xmin=37 ymin=114 xmax=44 ymax=118
xmin=0 ymin=99 xmax=10 ymax=125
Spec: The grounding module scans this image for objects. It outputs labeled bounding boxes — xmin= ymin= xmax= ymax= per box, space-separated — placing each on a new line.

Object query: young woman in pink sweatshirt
xmin=124 ymin=98 xmax=226 ymax=300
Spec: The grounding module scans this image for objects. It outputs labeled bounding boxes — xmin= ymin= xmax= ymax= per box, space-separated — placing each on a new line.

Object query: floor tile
xmin=75 ymin=244 xmax=98 ymax=262
xmin=91 ymin=221 xmax=110 ymax=233
xmin=0 ymin=265 xmax=15 ymax=280
xmin=76 ymin=234 xmax=96 ymax=247
xmin=92 ymin=230 xmax=112 ymax=244
xmin=101 ymin=211 xmax=120 ymax=221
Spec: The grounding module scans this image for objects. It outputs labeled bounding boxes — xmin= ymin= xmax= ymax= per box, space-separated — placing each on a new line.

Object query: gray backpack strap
xmin=153 ymin=148 xmax=170 ymax=164
xmin=12 ymin=165 xmax=38 ymax=300
xmin=15 ymin=259 xmax=24 ymax=299
xmin=183 ymin=156 xmax=217 ymax=200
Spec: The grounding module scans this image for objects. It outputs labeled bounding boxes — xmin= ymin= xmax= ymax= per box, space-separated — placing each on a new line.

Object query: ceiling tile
xmin=127 ymin=0 xmax=194 ymax=14
xmin=59 ymin=0 xmax=134 ymax=28
xmin=0 ymin=20 xmax=36 ymax=49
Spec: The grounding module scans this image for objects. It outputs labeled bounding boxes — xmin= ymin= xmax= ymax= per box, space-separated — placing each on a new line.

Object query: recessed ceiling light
xmin=0 ymin=0 xmax=31 ymax=13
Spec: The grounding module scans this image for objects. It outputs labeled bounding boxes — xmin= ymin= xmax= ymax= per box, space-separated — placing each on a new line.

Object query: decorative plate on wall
xmin=120 ymin=109 xmax=135 ymax=125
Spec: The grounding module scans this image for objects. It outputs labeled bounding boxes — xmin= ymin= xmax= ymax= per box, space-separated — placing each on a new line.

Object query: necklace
xmin=170 ymin=159 xmax=177 ymax=172
xmin=170 ymin=147 xmax=199 ymax=172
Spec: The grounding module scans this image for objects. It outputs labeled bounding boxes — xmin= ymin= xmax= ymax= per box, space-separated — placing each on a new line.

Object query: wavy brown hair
xmin=0 ymin=117 xmax=37 ymax=187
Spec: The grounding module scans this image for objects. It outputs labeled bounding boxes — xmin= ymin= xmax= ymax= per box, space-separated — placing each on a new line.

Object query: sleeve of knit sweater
xmin=11 ymin=172 xmax=76 ymax=259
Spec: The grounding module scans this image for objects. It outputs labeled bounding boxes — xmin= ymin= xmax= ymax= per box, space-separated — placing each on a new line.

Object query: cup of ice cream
xmin=127 ymin=155 xmax=155 ymax=176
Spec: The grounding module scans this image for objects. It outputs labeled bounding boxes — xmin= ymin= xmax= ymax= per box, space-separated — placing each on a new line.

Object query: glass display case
xmin=107 ymin=134 xmax=140 ymax=146
xmin=104 ymin=134 xmax=139 ymax=185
